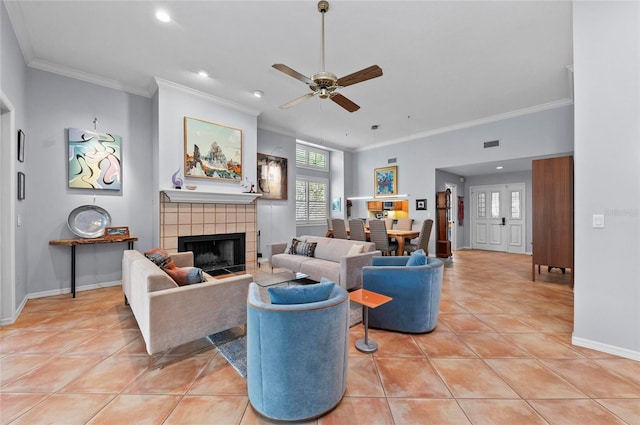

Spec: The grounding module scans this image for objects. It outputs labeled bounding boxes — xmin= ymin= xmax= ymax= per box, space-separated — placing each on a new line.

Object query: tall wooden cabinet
xmin=436 ymin=190 xmax=452 ymax=258
xmin=532 ymin=156 xmax=574 ymax=286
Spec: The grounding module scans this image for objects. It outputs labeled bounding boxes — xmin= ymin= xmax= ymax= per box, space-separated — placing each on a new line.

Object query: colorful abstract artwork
xmin=184 ymin=117 xmax=242 ymax=181
xmin=68 ymin=128 xmax=121 ymax=190
xmin=374 ymin=166 xmax=398 ymax=198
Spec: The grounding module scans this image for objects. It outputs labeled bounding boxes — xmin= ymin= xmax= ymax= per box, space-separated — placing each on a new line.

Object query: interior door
xmin=470 ymin=183 xmax=525 ymax=253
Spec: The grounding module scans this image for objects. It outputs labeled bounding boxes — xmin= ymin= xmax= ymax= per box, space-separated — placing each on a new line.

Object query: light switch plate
xmin=593 ymin=214 xmax=605 ymax=228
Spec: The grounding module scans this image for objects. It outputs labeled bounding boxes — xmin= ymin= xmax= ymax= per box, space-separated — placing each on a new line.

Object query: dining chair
xmin=396 ymin=218 xmax=414 ymax=231
xmin=348 ymin=219 xmax=368 ymax=242
xmin=368 ymin=219 xmax=398 ymax=255
xmin=330 ymin=219 xmax=349 ymax=239
xmin=383 ymin=217 xmax=394 ymax=230
xmin=405 ymin=219 xmax=433 ymax=256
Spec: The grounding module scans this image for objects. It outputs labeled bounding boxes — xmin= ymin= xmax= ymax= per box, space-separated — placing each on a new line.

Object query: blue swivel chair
xmin=247 ymin=281 xmax=349 ymax=421
xmin=362 ymin=252 xmax=443 ymax=333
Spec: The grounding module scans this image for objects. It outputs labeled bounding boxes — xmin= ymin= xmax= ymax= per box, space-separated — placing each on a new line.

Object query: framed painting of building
xmin=256 ymin=153 xmax=287 ymax=200
xmin=184 ymin=116 xmax=242 ymax=181
xmin=374 ymin=166 xmax=398 ymax=198
xmin=68 ymin=128 xmax=121 ymax=190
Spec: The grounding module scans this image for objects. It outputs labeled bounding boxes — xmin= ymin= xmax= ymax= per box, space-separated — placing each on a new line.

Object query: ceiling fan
xmin=273 ymin=1 xmax=382 ymax=112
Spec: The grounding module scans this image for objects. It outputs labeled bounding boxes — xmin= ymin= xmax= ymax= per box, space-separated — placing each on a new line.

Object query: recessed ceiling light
xmin=155 ymin=10 xmax=171 ymax=23
xmin=198 ymin=70 xmax=209 ymax=78
xmin=496 ymin=166 xmax=504 ymax=170
xmin=253 ymin=90 xmax=264 ymax=98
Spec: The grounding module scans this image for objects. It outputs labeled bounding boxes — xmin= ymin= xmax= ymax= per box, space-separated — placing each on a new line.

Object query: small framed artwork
xmin=184 ymin=116 xmax=242 ymax=182
xmin=332 ymin=197 xmax=341 ymax=212
xmin=416 ymin=199 xmax=427 ymax=210
xmin=104 ymin=226 xmax=130 ymax=239
xmin=374 ymin=166 xmax=398 ymax=198
xmin=17 ymin=130 xmax=25 ymax=162
xmin=17 ymin=172 xmax=25 ymax=200
xmin=257 ymin=153 xmax=287 ymax=200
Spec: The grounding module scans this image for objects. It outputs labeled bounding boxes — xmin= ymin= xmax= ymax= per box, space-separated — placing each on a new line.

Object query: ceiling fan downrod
xmin=318 ymin=1 xmax=329 ymax=72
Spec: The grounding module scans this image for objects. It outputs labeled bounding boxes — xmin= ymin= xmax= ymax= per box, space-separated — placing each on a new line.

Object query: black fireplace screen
xmin=178 ymin=233 xmax=246 ymax=276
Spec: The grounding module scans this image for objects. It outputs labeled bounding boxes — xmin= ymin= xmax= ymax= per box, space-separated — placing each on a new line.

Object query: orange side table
xmin=349 ymin=288 xmax=393 ymax=353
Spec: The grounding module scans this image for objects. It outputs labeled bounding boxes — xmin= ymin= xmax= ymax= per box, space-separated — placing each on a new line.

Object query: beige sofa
xmin=267 ymin=236 xmax=380 ymax=290
xmin=122 ymin=250 xmax=252 ymax=362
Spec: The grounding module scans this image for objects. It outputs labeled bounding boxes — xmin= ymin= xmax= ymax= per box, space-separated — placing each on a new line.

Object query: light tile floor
xmin=1 ymin=250 xmax=639 ymax=424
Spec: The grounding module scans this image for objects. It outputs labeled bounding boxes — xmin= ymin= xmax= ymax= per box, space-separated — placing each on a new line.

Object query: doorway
xmin=1 ymin=92 xmax=17 ymax=324
xmin=470 ymin=183 xmax=525 ymax=254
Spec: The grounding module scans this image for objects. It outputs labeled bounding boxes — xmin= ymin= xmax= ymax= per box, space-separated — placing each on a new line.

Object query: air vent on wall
xmin=484 ymin=140 xmax=500 ymax=148
xmin=388 ymin=158 xmax=397 ymax=164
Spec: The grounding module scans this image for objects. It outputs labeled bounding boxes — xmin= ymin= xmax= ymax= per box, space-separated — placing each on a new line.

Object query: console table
xmin=49 ymin=236 xmax=138 ymax=298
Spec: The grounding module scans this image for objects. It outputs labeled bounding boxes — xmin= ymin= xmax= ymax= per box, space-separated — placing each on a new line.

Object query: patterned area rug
xmin=208 ymin=303 xmax=362 ymax=378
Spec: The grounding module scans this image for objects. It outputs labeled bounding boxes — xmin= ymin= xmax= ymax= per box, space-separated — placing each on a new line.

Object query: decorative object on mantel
xmin=186 ymin=184 xmax=197 ymax=190
xmin=68 ymin=127 xmax=121 ymax=190
xmin=17 ymin=129 xmax=25 ymax=162
xmin=256 ymin=153 xmax=287 ymax=200
xmin=172 ymin=169 xmax=183 ymax=189
xmin=241 ymin=177 xmax=256 ymax=193
xmin=184 ymin=116 xmax=242 ymax=182
xmin=374 ymin=166 xmax=398 ymax=198
xmin=67 ymin=205 xmax=112 ymax=238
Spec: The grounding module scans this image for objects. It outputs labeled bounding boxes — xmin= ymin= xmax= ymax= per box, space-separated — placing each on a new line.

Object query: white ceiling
xmin=5 ymin=0 xmax=573 ymax=154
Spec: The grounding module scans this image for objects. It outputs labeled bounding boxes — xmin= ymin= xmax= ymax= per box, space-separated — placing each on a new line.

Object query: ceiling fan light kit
xmin=273 ymin=1 xmax=382 ymax=112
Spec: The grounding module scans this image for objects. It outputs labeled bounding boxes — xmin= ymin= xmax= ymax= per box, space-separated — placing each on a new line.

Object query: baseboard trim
xmin=571 ymin=335 xmax=640 ymax=361
xmin=27 ymin=280 xmax=122 ymax=300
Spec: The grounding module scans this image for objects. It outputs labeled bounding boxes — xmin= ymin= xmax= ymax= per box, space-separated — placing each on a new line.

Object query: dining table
xmin=325 ymin=228 xmax=420 ymax=256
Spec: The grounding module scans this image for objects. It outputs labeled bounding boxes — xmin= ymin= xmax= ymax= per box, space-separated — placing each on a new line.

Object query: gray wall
xmin=1 ymin=0 xmax=28 ymax=321
xmin=572 ymin=2 xmax=640 ymax=358
xmin=25 ymin=68 xmax=153 ymax=296
xmin=351 ymin=105 xmax=574 ymax=255
xmin=256 ymin=128 xmax=297 ymax=254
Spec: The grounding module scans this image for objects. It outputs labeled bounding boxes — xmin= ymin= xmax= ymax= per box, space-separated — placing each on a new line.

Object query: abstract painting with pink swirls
xmin=68 ymin=128 xmax=121 ymax=190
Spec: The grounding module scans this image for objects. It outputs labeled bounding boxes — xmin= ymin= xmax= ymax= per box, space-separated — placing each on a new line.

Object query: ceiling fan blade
xmin=331 ymin=92 xmax=360 ymax=112
xmin=272 ymin=64 xmax=314 ymax=86
xmin=336 ymin=65 xmax=383 ymax=87
xmin=280 ymin=92 xmax=317 ymax=109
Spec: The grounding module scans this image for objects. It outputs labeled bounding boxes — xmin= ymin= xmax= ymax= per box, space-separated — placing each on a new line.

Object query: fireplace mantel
xmin=162 ymin=189 xmax=261 ymax=204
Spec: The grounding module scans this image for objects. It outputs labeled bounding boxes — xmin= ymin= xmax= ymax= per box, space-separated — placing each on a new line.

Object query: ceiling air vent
xmin=388 ymin=158 xmax=397 ymax=164
xmin=484 ymin=140 xmax=500 ymax=149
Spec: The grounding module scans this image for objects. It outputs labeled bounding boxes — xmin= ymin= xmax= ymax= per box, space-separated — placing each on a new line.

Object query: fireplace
xmin=178 ymin=233 xmax=246 ymax=276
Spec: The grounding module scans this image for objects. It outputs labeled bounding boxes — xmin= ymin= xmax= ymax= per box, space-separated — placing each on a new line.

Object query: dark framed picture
xmin=416 ymin=198 xmax=427 ymax=210
xmin=257 ymin=152 xmax=287 ymax=200
xmin=17 ymin=172 xmax=25 ymax=200
xmin=17 ymin=129 xmax=25 ymax=162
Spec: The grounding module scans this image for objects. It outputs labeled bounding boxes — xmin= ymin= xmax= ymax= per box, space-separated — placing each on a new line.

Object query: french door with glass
xmin=470 ymin=183 xmax=525 ymax=254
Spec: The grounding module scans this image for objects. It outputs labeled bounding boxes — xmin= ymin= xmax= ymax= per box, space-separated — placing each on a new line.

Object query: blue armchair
xmin=363 ymin=254 xmax=444 ymax=333
xmin=247 ymin=282 xmax=349 ymax=421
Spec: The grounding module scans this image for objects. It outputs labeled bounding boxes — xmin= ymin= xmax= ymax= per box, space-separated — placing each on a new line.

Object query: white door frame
xmin=470 ymin=183 xmax=526 ymax=254
xmin=1 ymin=91 xmax=17 ymax=324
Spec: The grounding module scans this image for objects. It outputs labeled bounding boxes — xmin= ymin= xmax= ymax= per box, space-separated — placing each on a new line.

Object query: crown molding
xmin=356 ymin=98 xmax=575 ymax=152
xmin=154 ymin=78 xmax=261 ymax=117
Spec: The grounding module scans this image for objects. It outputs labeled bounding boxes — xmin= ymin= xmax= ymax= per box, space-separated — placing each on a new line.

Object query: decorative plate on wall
xmin=67 ymin=205 xmax=112 ymax=238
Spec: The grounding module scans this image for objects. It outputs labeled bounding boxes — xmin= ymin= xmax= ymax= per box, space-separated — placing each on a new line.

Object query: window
xmin=491 ymin=191 xmax=501 ymax=218
xmin=511 ymin=191 xmax=521 ymax=219
xmin=296 ymin=144 xmax=328 ymax=171
xmin=477 ymin=193 xmax=486 ymax=218
xmin=296 ymin=178 xmax=328 ymax=224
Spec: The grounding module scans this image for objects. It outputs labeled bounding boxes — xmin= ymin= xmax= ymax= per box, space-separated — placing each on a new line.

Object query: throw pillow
xmin=144 ymin=248 xmax=172 ymax=269
xmin=293 ymin=241 xmax=317 ymax=257
xmin=347 ymin=244 xmax=364 ymax=256
xmin=287 ymin=237 xmax=304 ymax=254
xmin=165 ymin=266 xmax=206 ymax=286
xmin=406 ymin=249 xmax=427 ymax=266
xmin=268 ymin=278 xmax=335 ymax=304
